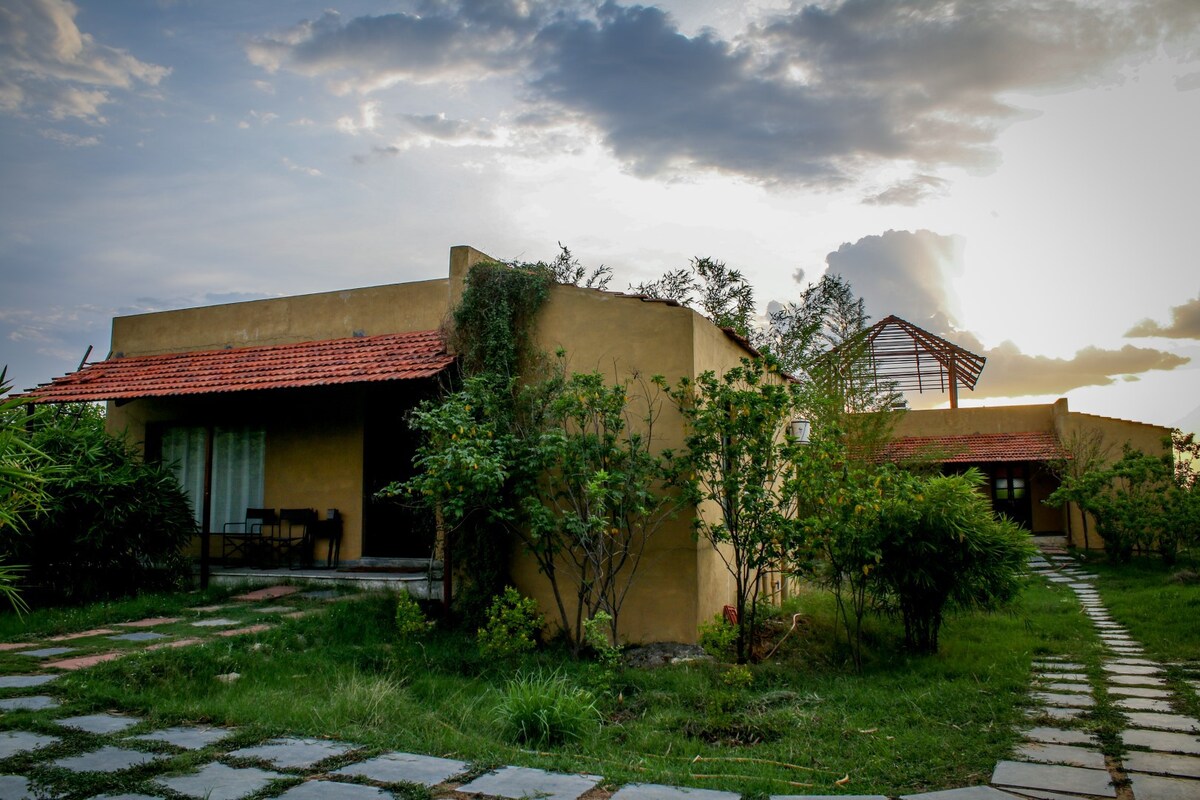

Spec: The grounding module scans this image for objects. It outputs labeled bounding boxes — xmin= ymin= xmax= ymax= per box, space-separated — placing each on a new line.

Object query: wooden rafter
xmin=819 ymin=315 xmax=986 ymax=408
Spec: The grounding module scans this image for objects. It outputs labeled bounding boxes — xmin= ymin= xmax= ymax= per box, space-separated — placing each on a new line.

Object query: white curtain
xmin=161 ymin=425 xmax=206 ymax=528
xmin=162 ymin=425 xmax=265 ymax=531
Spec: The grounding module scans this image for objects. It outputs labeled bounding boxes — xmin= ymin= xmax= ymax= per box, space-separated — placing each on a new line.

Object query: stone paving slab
xmin=1122 ymin=729 xmax=1200 ymax=755
xmin=1102 ymin=662 xmax=1161 ymax=675
xmin=610 ymin=784 xmax=743 ymax=800
xmin=332 ymin=751 xmax=467 ymax=786
xmin=1110 ymin=657 xmax=1158 ymax=666
xmin=0 ymin=775 xmax=32 ymax=799
xmin=253 ymin=606 xmax=295 ymax=613
xmin=233 ymin=586 xmax=300 ymax=602
xmin=0 ymin=695 xmax=58 ymax=711
xmin=1039 ymin=682 xmax=1091 ymax=694
xmin=228 ymin=736 xmax=356 ymax=769
xmin=215 ymin=624 xmax=272 ymax=638
xmin=1124 ymin=750 xmax=1200 ymax=779
xmin=1116 ymin=696 xmax=1175 ymax=712
xmin=1032 ymin=692 xmax=1093 ymax=708
xmin=1013 ymin=742 xmax=1105 ymax=769
xmin=132 ymin=725 xmax=236 ymax=750
xmin=0 ymin=675 xmax=57 ymax=690
xmin=53 ymin=745 xmax=161 ymax=772
xmin=1126 ymin=772 xmax=1200 ymax=800
xmin=89 ymin=794 xmax=165 ymax=799
xmin=190 ymin=618 xmax=239 ymax=627
xmin=1124 ymin=712 xmax=1200 ymax=733
xmin=45 ymin=651 xmax=126 ymax=670
xmin=1031 ymin=662 xmax=1084 ymax=672
xmin=1030 ymin=707 xmax=1085 ymax=722
xmin=459 ymin=766 xmax=602 ymax=800
xmin=276 ymin=782 xmax=393 ymax=799
xmin=57 ymin=713 xmax=143 ymax=734
xmin=1111 ymin=686 xmax=1172 ymax=698
xmin=48 ymin=628 xmax=118 ymax=641
xmin=1109 ymin=674 xmax=1167 ymax=686
xmin=1033 ymin=672 xmax=1088 ymax=683
xmin=191 ymin=604 xmax=227 ymax=612
xmin=1022 ymin=727 xmax=1095 ymax=747
xmin=990 ymin=760 xmax=1115 ymax=797
xmin=900 ymin=786 xmax=1024 ymax=800
xmin=107 ymin=632 xmax=170 ymax=643
xmin=145 ymin=637 xmax=203 ymax=651
xmin=116 ymin=617 xmax=182 ymax=628
xmin=157 ymin=762 xmax=284 ymax=800
xmin=17 ymin=647 xmax=75 ymax=658
xmin=0 ymin=730 xmax=58 ymax=759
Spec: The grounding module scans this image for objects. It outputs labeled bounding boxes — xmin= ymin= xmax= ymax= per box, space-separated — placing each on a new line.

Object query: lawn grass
xmin=33 ymin=575 xmax=1102 ymax=798
xmin=1079 ymin=553 xmax=1200 ymax=721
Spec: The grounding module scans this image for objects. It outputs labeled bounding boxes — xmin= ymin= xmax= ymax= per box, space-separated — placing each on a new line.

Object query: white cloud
xmin=0 ymin=0 xmax=170 ymax=122
xmin=281 ymin=157 xmax=322 ymax=177
xmin=38 ymin=127 xmax=99 ymax=146
xmin=336 ymin=100 xmax=379 ymax=135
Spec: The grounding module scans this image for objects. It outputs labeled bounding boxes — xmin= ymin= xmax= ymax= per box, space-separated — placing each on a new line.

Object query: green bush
xmin=493 ymin=671 xmax=600 ymax=746
xmin=3 ymin=405 xmax=195 ymax=604
xmin=874 ymin=469 xmax=1034 ymax=653
xmin=396 ymin=591 xmax=434 ymax=641
xmin=477 ymin=586 xmax=543 ymax=660
xmin=698 ymin=613 xmax=737 ymax=659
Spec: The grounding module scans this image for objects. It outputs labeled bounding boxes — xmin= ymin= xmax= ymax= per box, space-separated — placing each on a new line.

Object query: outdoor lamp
xmin=788 ymin=418 xmax=811 ymax=444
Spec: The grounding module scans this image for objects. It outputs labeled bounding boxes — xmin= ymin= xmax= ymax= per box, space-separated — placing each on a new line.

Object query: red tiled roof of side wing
xmin=22 ymin=330 xmax=456 ymax=403
xmin=882 ymin=431 xmax=1068 ymax=464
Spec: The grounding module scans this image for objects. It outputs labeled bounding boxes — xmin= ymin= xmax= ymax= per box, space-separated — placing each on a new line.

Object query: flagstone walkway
xmin=0 ymin=562 xmax=1196 ymax=800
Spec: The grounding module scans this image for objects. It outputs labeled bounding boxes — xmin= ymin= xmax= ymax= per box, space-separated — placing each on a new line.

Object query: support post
xmin=199 ymin=425 xmax=214 ymax=589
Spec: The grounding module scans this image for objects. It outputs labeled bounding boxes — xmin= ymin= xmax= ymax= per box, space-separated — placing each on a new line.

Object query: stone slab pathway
xmin=1003 ymin=552 xmax=1200 ymax=800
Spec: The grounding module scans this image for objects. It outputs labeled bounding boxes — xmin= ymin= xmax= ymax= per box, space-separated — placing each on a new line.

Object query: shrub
xmin=873 ymin=469 xmax=1034 ymax=653
xmin=4 ymin=405 xmax=194 ymax=604
xmin=698 ymin=613 xmax=738 ymax=659
xmin=396 ymin=591 xmax=434 ymax=641
xmin=477 ymin=587 xmax=542 ymax=660
xmin=493 ymin=671 xmax=599 ymax=746
xmin=582 ymin=611 xmax=622 ymax=668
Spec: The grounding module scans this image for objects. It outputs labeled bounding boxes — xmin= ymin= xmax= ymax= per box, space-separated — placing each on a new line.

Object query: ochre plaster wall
xmin=893 ymin=404 xmax=1055 ymax=437
xmin=506 ymin=284 xmax=750 ymax=645
xmin=111 ymin=280 xmax=450 ymax=357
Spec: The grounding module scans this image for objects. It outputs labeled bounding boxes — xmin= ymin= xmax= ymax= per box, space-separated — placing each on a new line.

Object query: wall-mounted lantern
xmin=788 ymin=418 xmax=811 ymax=444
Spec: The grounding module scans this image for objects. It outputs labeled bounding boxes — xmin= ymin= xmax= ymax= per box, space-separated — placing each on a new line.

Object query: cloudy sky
xmin=1 ymin=0 xmax=1198 ymax=430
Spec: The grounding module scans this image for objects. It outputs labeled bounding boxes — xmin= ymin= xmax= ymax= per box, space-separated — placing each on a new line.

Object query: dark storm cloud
xmin=245 ymin=3 xmax=543 ymax=89
xmin=1125 ymin=294 xmax=1200 ymax=339
xmin=247 ymin=0 xmax=1199 ymax=186
xmin=824 ymin=229 xmax=1190 ymax=398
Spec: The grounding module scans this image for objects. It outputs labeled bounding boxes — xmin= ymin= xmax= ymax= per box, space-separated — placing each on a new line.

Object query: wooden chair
xmin=222 ymin=508 xmax=278 ymax=566
xmin=278 ymin=508 xmax=318 ymax=568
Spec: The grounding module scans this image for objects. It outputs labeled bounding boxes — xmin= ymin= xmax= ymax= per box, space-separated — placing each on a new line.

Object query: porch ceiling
xmin=882 ymin=431 xmax=1068 ymax=464
xmin=21 ymin=330 xmax=455 ymax=403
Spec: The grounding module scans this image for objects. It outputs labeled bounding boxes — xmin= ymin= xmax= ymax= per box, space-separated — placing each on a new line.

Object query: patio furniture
xmin=221 ymin=508 xmax=278 ymax=566
xmin=277 ymin=507 xmax=318 ymax=568
xmin=305 ymin=510 xmax=342 ymax=569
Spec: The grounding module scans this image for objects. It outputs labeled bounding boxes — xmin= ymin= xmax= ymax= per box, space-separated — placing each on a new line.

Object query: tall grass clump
xmin=493 ymin=671 xmax=599 ymax=747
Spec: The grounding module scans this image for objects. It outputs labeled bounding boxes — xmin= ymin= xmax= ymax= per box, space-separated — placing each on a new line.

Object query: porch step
xmin=204 ymin=566 xmax=442 ymax=601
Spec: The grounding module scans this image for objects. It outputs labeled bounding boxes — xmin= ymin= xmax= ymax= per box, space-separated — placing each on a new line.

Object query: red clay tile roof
xmin=22 ymin=330 xmax=455 ymax=403
xmin=882 ymin=431 xmax=1068 ymax=464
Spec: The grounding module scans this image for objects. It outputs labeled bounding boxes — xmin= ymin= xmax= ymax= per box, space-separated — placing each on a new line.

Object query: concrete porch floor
xmin=200 ymin=565 xmax=442 ymax=600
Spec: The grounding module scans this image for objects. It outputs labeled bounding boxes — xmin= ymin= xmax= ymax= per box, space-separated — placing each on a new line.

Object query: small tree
xmin=662 ymin=357 xmax=800 ymax=663
xmin=1048 ymin=428 xmax=1112 ymax=551
xmin=873 ymin=469 xmax=1033 ymax=653
xmin=519 ymin=365 xmax=677 ymax=651
xmin=632 ymin=257 xmax=757 ymax=340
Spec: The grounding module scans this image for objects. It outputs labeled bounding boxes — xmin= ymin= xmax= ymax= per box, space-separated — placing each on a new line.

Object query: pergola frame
xmin=820 ymin=315 xmax=986 ymax=408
